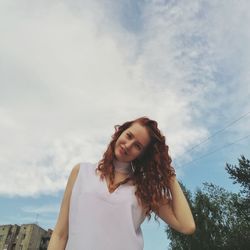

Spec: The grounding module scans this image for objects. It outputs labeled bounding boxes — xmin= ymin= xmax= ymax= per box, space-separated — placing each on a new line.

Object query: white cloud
xmin=0 ymin=0 xmax=249 ymax=196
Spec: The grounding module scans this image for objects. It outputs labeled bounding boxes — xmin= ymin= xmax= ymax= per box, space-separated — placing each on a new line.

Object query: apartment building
xmin=0 ymin=224 xmax=52 ymax=250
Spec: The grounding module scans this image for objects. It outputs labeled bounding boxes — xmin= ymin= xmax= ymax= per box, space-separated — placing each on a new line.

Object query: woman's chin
xmin=114 ymin=151 xmax=122 ymax=161
xmin=114 ymin=153 xmax=127 ymax=162
xmin=116 ymin=155 xmax=125 ymax=162
xmin=114 ymin=148 xmax=132 ymax=162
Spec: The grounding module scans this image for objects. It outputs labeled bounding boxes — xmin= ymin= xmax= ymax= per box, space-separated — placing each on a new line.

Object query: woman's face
xmin=114 ymin=122 xmax=151 ymax=162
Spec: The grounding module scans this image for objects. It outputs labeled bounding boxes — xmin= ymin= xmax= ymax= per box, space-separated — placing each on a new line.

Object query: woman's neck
xmin=113 ymin=158 xmax=132 ymax=175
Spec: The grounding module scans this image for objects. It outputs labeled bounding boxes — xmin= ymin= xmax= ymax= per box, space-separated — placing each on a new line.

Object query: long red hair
xmin=96 ymin=116 xmax=175 ymax=221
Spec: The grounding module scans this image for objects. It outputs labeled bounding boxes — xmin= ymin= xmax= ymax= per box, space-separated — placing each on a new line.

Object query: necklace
xmin=107 ymin=159 xmax=133 ymax=193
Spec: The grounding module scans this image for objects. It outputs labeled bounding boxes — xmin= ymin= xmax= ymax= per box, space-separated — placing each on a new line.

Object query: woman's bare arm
xmin=48 ymin=163 xmax=80 ymax=249
xmin=157 ymin=176 xmax=196 ymax=234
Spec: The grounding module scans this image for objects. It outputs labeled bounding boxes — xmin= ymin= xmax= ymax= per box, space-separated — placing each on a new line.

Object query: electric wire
xmin=183 ymin=111 xmax=250 ymax=154
xmin=179 ymin=133 xmax=250 ymax=167
xmin=173 ymin=111 xmax=250 ymax=168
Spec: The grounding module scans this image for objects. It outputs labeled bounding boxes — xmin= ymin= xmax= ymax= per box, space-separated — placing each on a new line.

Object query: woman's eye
xmin=126 ymin=133 xmax=132 ymax=138
xmin=135 ymin=144 xmax=141 ymax=150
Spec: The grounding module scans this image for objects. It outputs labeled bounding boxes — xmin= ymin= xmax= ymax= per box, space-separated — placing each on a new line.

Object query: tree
xmin=166 ymin=155 xmax=250 ymax=250
xmin=225 ymin=155 xmax=250 ymax=247
xmin=225 ymin=155 xmax=250 ymax=215
xmin=166 ymin=183 xmax=242 ymax=250
xmin=225 ymin=155 xmax=250 ymax=196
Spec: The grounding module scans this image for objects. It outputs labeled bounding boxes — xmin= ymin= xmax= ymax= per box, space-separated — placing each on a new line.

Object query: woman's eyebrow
xmin=128 ymin=131 xmax=144 ymax=148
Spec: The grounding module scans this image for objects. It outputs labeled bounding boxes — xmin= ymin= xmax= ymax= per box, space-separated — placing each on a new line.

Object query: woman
xmin=48 ymin=117 xmax=195 ymax=250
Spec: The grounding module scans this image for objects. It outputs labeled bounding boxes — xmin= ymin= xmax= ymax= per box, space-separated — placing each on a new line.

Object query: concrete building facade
xmin=0 ymin=224 xmax=20 ymax=250
xmin=0 ymin=224 xmax=52 ymax=250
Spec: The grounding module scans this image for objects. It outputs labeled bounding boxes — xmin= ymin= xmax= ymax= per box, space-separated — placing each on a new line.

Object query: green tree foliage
xmin=166 ymin=156 xmax=250 ymax=250
xmin=225 ymin=155 xmax=250 ymax=247
xmin=225 ymin=155 xmax=250 ymax=196
xmin=226 ymin=155 xmax=250 ymax=217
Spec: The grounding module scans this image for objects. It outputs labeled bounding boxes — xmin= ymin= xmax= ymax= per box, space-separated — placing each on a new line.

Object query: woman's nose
xmin=125 ymin=140 xmax=133 ymax=150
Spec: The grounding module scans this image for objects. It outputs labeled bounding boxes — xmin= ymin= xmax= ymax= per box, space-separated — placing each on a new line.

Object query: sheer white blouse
xmin=65 ymin=162 xmax=146 ymax=250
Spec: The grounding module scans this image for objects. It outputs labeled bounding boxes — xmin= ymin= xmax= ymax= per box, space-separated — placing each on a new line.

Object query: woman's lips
xmin=119 ymin=146 xmax=126 ymax=155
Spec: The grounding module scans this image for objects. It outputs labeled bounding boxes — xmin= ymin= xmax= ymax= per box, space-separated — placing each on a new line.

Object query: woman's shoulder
xmin=72 ymin=162 xmax=98 ymax=177
xmin=68 ymin=163 xmax=81 ymax=186
xmin=68 ymin=162 xmax=97 ymax=190
xmin=72 ymin=163 xmax=81 ymax=172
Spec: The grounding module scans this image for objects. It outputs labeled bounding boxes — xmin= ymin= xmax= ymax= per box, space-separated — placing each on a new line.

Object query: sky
xmin=0 ymin=0 xmax=250 ymax=249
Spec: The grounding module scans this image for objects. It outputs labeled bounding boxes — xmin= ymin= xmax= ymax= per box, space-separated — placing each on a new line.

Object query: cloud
xmin=0 ymin=0 xmax=249 ymax=196
xmin=21 ymin=204 xmax=59 ymax=214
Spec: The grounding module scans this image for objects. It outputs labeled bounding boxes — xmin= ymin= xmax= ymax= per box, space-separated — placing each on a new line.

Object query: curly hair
xmin=95 ymin=116 xmax=176 ymax=221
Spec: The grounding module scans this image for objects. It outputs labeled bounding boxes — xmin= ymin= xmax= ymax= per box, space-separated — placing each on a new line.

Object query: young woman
xmin=48 ymin=117 xmax=195 ymax=250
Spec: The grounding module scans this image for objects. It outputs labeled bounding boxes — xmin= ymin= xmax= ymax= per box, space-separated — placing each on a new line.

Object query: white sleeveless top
xmin=65 ymin=162 xmax=146 ymax=250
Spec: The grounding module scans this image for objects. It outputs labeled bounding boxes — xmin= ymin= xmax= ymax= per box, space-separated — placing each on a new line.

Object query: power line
xmin=183 ymin=111 xmax=250 ymax=154
xmin=178 ymin=133 xmax=250 ymax=168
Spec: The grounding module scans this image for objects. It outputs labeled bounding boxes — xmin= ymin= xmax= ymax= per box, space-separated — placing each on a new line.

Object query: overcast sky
xmin=0 ymin=1 xmax=250 ymax=249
